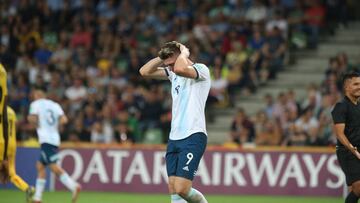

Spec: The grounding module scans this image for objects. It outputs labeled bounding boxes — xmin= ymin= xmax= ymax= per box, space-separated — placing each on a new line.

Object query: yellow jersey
xmin=6 ymin=106 xmax=16 ymax=157
xmin=0 ymin=63 xmax=8 ymax=160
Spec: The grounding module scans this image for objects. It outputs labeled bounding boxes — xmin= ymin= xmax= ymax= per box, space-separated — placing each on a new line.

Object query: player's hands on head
xmin=177 ymin=43 xmax=190 ymax=58
xmin=0 ymin=160 xmax=10 ymax=184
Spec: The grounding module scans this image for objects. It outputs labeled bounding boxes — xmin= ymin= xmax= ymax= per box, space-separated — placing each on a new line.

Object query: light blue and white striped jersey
xmin=165 ymin=63 xmax=211 ymax=140
xmin=29 ymin=98 xmax=65 ymax=146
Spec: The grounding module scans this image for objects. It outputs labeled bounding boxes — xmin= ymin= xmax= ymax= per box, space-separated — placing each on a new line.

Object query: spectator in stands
xmin=263 ymin=93 xmax=275 ymax=119
xmin=245 ymin=0 xmax=268 ymax=23
xmin=209 ymin=66 xmax=229 ymax=107
xmin=272 ymin=92 xmax=298 ymax=131
xmin=138 ymin=87 xmax=163 ymax=135
xmin=292 ymin=107 xmax=319 ymax=146
xmin=254 ymin=110 xmax=281 ymax=145
xmin=301 ymin=84 xmax=322 ymax=114
xmin=261 ymin=26 xmax=286 ymax=79
xmin=71 ymin=117 xmax=91 ymax=142
xmin=303 ymin=0 xmax=326 ymax=49
xmin=91 ymin=121 xmax=112 ymax=143
xmin=317 ymin=94 xmax=337 ymax=145
xmin=65 ymin=78 xmax=87 ymax=112
xmin=0 ymin=0 xmax=351 ymax=146
xmin=230 ymin=108 xmax=255 ymax=144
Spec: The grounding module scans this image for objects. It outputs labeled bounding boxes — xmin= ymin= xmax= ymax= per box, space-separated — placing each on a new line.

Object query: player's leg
xmin=174 ymin=133 xmax=208 ymax=203
xmin=166 ymin=141 xmax=186 ymax=203
xmin=8 ymin=148 xmax=30 ymax=191
xmin=33 ymin=161 xmax=47 ymax=202
xmin=8 ymin=153 xmax=35 ymax=203
xmin=346 ymin=180 xmax=360 ymax=203
xmin=48 ymin=162 xmax=81 ymax=203
xmin=169 ymin=176 xmax=186 ymax=203
xmin=337 ymin=148 xmax=360 ymax=203
xmin=49 ymin=163 xmax=79 ymax=192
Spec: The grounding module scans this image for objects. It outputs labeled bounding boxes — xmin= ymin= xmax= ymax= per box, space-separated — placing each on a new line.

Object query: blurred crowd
xmin=0 ymin=0 xmax=355 ymax=145
xmin=229 ymin=52 xmax=360 ymax=147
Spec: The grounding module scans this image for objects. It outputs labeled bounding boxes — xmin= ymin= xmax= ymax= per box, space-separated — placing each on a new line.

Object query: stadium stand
xmin=0 ymin=0 xmax=358 ymax=147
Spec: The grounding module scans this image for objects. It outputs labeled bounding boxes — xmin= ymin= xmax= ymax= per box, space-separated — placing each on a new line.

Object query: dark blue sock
xmin=345 ymin=191 xmax=359 ymax=203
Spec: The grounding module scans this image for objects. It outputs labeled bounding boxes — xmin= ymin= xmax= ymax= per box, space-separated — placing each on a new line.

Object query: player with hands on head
xmin=140 ymin=41 xmax=210 ymax=203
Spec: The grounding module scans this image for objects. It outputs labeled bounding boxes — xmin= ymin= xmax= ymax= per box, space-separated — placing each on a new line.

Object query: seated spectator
xmin=225 ymin=41 xmax=248 ymax=66
xmin=71 ymin=117 xmax=91 ymax=142
xmin=266 ymin=10 xmax=288 ymax=39
xmin=91 ymin=121 xmax=113 ymax=144
xmin=65 ymin=78 xmax=87 ymax=112
xmin=114 ymin=122 xmax=134 ymax=144
xmin=245 ymin=0 xmax=268 ymax=23
xmin=317 ymin=94 xmax=337 ymax=145
xmin=272 ymin=92 xmax=298 ymax=131
xmin=291 ymin=107 xmax=319 ymax=146
xmin=230 ymin=108 xmax=255 ymax=144
xmin=209 ymin=66 xmax=228 ymax=107
xmin=261 ymin=26 xmax=286 ymax=79
xmin=254 ymin=110 xmax=281 ymax=146
xmin=138 ymin=87 xmax=163 ymax=135
xmin=302 ymin=0 xmax=325 ymax=49
xmin=70 ymin=23 xmax=92 ymax=50
xmin=288 ymin=0 xmax=306 ymax=49
xmin=226 ymin=63 xmax=243 ymax=107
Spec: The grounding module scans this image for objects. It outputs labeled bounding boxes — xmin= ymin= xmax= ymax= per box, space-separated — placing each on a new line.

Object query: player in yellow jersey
xmin=0 ymin=64 xmax=35 ymax=202
xmin=0 ymin=63 xmax=9 ymax=182
xmin=6 ymin=107 xmax=35 ymax=202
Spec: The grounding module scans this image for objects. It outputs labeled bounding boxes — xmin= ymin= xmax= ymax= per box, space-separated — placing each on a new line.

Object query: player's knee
xmin=352 ymin=181 xmax=360 ymax=196
xmin=174 ymin=184 xmax=190 ymax=198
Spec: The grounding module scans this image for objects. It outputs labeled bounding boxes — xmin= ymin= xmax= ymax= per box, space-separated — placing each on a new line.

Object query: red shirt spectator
xmin=70 ymin=24 xmax=92 ymax=49
xmin=304 ymin=1 xmax=326 ymax=27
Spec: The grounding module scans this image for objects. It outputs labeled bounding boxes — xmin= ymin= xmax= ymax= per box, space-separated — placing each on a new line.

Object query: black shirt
xmin=331 ymin=96 xmax=360 ymax=147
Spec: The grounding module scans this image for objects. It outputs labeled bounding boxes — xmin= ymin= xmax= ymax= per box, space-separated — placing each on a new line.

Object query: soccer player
xmin=332 ymin=72 xmax=360 ymax=203
xmin=0 ymin=106 xmax=35 ymax=203
xmin=0 ymin=63 xmax=9 ymax=179
xmin=140 ymin=41 xmax=210 ymax=203
xmin=28 ymin=90 xmax=81 ymax=203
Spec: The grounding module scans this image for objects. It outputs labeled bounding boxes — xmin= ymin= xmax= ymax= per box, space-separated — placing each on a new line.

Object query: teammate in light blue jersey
xmin=28 ymin=90 xmax=81 ymax=203
xmin=140 ymin=41 xmax=210 ymax=203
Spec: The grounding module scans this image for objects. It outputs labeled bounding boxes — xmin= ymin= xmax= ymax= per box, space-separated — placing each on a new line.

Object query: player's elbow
xmin=139 ymin=67 xmax=149 ymax=76
xmin=60 ymin=116 xmax=69 ymax=125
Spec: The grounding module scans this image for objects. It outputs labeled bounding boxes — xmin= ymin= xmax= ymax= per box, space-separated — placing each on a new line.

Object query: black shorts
xmin=336 ymin=147 xmax=360 ymax=186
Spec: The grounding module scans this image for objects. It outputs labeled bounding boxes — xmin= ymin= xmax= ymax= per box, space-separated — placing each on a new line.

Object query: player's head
xmin=32 ymin=89 xmax=47 ymax=100
xmin=158 ymin=41 xmax=181 ymax=69
xmin=342 ymin=71 xmax=360 ymax=98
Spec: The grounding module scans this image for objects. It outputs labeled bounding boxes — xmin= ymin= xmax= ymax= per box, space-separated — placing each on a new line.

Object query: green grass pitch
xmin=0 ymin=189 xmax=342 ymax=203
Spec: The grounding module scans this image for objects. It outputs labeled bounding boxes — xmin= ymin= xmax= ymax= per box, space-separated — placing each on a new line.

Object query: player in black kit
xmin=332 ymin=72 xmax=360 ymax=203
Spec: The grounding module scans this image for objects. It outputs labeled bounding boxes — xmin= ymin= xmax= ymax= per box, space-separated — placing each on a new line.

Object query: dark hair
xmin=158 ymin=41 xmax=180 ymax=60
xmin=342 ymin=71 xmax=360 ymax=87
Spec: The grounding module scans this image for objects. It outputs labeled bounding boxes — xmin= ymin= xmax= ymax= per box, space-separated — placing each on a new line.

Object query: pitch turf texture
xmin=1 ymin=189 xmax=342 ymax=203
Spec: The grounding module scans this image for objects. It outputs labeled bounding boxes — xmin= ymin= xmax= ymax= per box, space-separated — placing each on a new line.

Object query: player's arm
xmin=139 ymin=57 xmax=168 ymax=80
xmin=173 ymin=44 xmax=198 ymax=79
xmin=59 ymin=115 xmax=68 ymax=126
xmin=333 ymin=123 xmax=360 ymax=159
xmin=333 ymin=123 xmax=354 ymax=150
xmin=27 ymin=114 xmax=39 ymax=129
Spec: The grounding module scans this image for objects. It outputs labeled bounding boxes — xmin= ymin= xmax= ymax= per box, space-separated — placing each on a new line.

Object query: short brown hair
xmin=158 ymin=41 xmax=180 ymax=60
